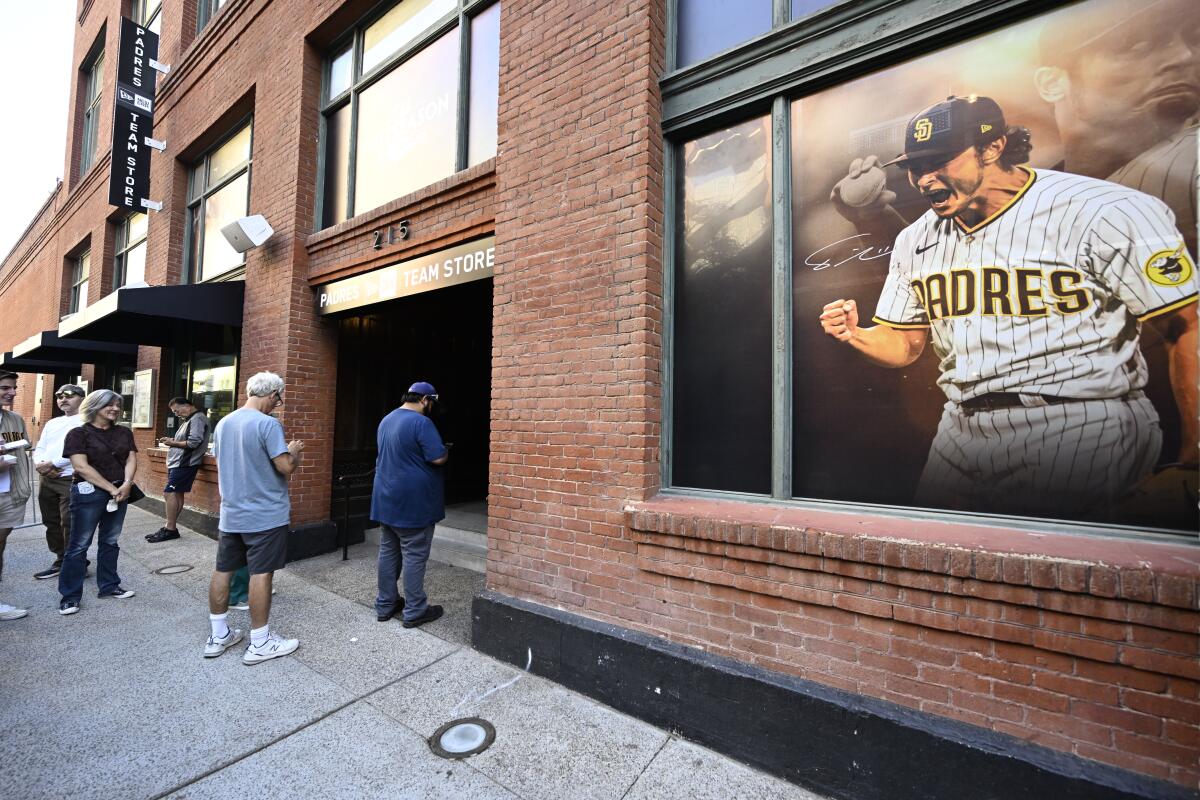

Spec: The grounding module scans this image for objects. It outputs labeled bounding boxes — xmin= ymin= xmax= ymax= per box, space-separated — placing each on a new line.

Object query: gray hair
xmin=246 ymin=371 xmax=284 ymax=398
xmin=79 ymin=389 xmax=123 ymax=423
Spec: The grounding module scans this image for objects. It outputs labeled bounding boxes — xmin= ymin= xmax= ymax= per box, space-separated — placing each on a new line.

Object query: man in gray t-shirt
xmin=202 ymin=372 xmax=304 ymax=666
xmin=148 ymin=397 xmax=210 ymax=543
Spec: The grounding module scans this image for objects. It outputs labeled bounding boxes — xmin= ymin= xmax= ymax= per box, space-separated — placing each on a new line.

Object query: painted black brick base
xmin=472 ymin=591 xmax=1195 ymax=800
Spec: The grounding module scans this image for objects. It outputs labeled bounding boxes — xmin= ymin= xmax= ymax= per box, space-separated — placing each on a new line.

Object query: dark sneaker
xmin=98 ymin=587 xmax=135 ymax=599
xmin=34 ymin=564 xmax=62 ymax=580
xmin=59 ymin=601 xmax=80 ymax=616
xmin=376 ymin=598 xmax=406 ymax=622
xmin=401 ymin=604 xmax=444 ymax=628
xmin=146 ymin=528 xmax=180 ymax=543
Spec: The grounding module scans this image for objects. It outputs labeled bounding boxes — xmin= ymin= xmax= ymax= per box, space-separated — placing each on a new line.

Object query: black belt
xmin=958 ymin=393 xmax=1074 ymax=414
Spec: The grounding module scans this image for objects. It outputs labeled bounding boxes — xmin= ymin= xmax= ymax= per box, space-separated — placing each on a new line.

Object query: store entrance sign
xmin=315 ymin=237 xmax=495 ymax=315
xmin=108 ymin=17 xmax=160 ymax=210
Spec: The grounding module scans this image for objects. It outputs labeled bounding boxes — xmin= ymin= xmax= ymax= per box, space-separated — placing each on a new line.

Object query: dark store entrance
xmin=331 ymin=277 xmax=492 ymax=544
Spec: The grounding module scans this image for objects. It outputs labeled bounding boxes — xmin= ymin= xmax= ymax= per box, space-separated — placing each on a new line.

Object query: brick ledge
xmin=627 ymin=495 xmax=1199 ymax=610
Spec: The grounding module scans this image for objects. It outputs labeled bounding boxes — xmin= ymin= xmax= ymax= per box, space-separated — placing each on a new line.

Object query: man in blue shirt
xmin=203 ymin=372 xmax=305 ymax=665
xmin=371 ymin=381 xmax=448 ymax=628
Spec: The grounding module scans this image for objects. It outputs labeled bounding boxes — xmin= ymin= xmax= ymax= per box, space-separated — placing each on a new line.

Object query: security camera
xmin=220 ymin=215 xmax=274 ymax=253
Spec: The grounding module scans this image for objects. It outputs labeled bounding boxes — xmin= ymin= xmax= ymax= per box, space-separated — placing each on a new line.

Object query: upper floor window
xmin=79 ymin=49 xmax=105 ymax=176
xmin=198 ymin=0 xmax=229 ymax=34
xmin=318 ymin=0 xmax=500 ymax=228
xmin=69 ymin=251 xmax=90 ymax=315
xmin=114 ymin=212 xmax=149 ymax=288
xmin=186 ymin=121 xmax=252 ymax=282
xmin=675 ymin=0 xmax=840 ymax=68
xmin=134 ymin=0 xmax=163 ymax=34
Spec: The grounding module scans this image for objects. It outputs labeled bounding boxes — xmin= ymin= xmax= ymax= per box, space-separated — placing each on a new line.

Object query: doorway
xmin=331 ymin=277 xmax=492 ymax=543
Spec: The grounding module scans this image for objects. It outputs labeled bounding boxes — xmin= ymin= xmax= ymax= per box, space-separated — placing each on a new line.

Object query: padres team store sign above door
xmin=315 ymin=237 xmax=495 ymax=315
xmin=675 ymin=0 xmax=1198 ymax=533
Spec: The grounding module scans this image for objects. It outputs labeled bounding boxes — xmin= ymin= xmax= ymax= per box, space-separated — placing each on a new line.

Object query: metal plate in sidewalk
xmin=429 ymin=717 xmax=496 ymax=759
xmin=154 ymin=564 xmax=194 ymax=575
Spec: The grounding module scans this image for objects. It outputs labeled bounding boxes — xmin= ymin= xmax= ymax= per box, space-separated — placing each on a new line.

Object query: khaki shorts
xmin=0 ymin=494 xmax=25 ymax=528
xmin=215 ymin=525 xmax=289 ymax=575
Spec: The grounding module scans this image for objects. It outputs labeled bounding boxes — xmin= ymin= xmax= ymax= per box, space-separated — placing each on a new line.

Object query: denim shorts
xmin=215 ymin=525 xmax=289 ymax=575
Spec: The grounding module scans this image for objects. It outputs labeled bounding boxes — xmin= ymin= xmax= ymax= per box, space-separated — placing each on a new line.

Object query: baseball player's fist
xmin=820 ymin=299 xmax=859 ymax=342
xmin=830 ymin=156 xmax=897 ymax=221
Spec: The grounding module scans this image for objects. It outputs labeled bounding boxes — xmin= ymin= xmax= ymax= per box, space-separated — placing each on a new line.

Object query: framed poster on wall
xmin=132 ymin=369 xmax=155 ymax=429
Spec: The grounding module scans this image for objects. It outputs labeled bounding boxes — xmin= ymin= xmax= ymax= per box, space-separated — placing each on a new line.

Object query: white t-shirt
xmin=33 ymin=414 xmax=84 ymax=477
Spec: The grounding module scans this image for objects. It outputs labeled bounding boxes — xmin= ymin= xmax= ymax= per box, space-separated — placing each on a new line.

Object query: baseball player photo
xmin=817 ymin=94 xmax=1198 ymax=525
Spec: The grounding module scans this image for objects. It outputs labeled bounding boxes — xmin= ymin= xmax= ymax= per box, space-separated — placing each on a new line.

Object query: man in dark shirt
xmin=371 ymin=381 xmax=448 ymax=628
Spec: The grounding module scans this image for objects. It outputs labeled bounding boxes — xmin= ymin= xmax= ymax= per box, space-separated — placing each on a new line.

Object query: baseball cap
xmin=884 ymin=95 xmax=1006 ymax=169
xmin=408 ymin=381 xmax=438 ymax=397
xmin=55 ymin=384 xmax=85 ymax=398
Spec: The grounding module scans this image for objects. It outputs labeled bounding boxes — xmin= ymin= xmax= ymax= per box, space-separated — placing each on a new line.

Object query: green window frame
xmin=183 ymin=119 xmax=253 ymax=283
xmin=114 ymin=212 xmax=149 ymax=289
xmin=316 ymin=0 xmax=500 ymax=229
xmin=69 ymin=251 xmax=90 ymax=315
xmin=79 ymin=48 xmax=105 ymax=176
xmin=134 ymin=0 xmax=163 ymax=33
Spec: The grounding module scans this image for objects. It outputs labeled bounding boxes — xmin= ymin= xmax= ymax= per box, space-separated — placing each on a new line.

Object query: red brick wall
xmin=485 ymin=0 xmax=1199 ymax=789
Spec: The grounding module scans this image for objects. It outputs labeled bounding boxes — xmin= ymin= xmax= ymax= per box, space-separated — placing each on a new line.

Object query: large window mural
xmin=676 ymin=0 xmax=1199 ymax=533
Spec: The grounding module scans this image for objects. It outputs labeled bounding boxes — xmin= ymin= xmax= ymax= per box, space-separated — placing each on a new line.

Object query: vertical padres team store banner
xmin=108 ymin=18 xmax=159 ymax=209
xmin=678 ymin=0 xmax=1198 ymax=532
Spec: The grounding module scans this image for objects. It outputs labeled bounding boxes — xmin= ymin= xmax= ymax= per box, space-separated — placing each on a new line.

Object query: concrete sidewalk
xmin=0 ymin=506 xmax=824 ymax=800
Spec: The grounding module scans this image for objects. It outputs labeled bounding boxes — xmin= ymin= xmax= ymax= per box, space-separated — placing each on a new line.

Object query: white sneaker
xmin=242 ymin=633 xmax=299 ymax=665
xmin=229 ymin=601 xmax=250 ymax=611
xmin=204 ymin=628 xmax=244 ymax=658
xmin=0 ymin=603 xmax=28 ymax=621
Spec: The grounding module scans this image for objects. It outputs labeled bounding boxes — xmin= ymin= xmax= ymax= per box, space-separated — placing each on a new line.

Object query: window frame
xmin=69 ymin=251 xmax=90 ymax=315
xmin=134 ymin=0 xmax=163 ymax=32
xmin=113 ymin=212 xmax=149 ymax=289
xmin=659 ymin=0 xmax=1196 ymax=542
xmin=197 ymin=0 xmax=229 ymax=34
xmin=314 ymin=0 xmax=499 ymax=229
xmin=183 ymin=118 xmax=254 ymax=284
xmin=78 ymin=47 xmax=105 ymax=177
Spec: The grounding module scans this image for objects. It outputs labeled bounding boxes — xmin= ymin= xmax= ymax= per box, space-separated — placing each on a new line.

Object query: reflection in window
xmin=673 ymin=116 xmax=772 ymax=493
xmin=362 ymin=0 xmax=456 ymax=75
xmin=191 ymin=352 xmax=237 ymax=430
xmin=186 ymin=121 xmax=253 ymax=282
xmin=198 ymin=0 xmax=229 ymax=34
xmin=792 ymin=0 xmax=839 ymax=20
xmin=69 ymin=251 xmax=90 ymax=315
xmin=468 ymin=2 xmax=501 ymax=167
xmin=134 ymin=0 xmax=162 ymax=33
xmin=79 ymin=50 xmax=104 ymax=176
xmin=319 ymin=1 xmax=500 ymax=227
xmin=355 ymin=32 xmax=460 ymax=213
xmin=676 ymin=0 xmax=771 ymax=68
xmin=114 ymin=212 xmax=149 ymax=288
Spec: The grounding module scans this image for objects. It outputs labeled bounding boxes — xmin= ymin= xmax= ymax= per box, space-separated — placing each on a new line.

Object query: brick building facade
xmin=0 ymin=1 xmax=1196 ymax=798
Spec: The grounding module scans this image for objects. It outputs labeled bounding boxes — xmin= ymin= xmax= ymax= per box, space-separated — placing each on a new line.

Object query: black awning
xmin=0 ymin=352 xmax=83 ymax=374
xmin=57 ymin=282 xmax=245 ymax=348
xmin=11 ymin=330 xmax=137 ymax=363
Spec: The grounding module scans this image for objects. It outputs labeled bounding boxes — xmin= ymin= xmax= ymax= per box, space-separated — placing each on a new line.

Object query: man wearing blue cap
xmin=370 ymin=381 xmax=448 ymax=627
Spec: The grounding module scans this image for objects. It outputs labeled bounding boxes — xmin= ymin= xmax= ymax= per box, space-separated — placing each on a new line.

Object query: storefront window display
xmin=673 ymin=0 xmax=1199 ymax=534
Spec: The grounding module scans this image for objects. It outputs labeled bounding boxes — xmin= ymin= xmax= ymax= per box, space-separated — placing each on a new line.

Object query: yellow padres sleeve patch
xmin=1144 ymin=246 xmax=1195 ymax=287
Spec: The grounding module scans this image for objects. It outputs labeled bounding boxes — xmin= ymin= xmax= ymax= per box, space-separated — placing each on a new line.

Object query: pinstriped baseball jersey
xmin=872 ymin=168 xmax=1198 ymax=404
xmin=1108 ymin=124 xmax=1198 ymax=258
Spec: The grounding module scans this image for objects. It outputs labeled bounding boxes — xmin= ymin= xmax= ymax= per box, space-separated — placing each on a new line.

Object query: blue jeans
xmin=375 ymin=524 xmax=435 ymax=622
xmin=58 ymin=486 xmax=129 ymax=603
